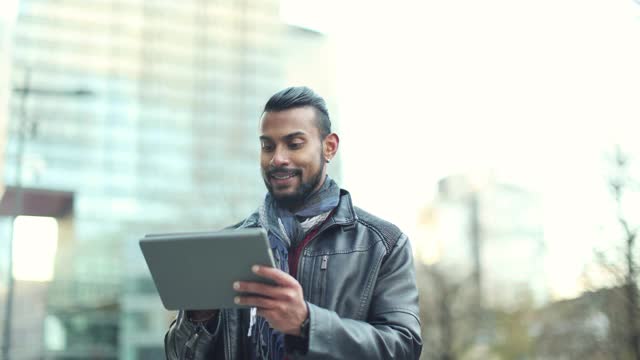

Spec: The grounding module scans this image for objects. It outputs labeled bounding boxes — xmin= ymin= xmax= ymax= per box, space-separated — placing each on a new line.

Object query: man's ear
xmin=323 ymin=133 xmax=339 ymax=162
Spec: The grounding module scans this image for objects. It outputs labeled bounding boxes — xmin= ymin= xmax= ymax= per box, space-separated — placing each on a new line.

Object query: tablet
xmin=139 ymin=228 xmax=276 ymax=310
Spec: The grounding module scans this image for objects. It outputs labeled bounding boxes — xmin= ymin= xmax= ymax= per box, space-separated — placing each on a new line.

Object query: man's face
xmin=260 ymin=106 xmax=327 ymax=209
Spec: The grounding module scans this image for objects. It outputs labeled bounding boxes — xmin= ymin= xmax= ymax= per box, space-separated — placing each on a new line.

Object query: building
xmin=0 ymin=0 xmax=339 ymax=359
xmin=0 ymin=0 xmax=18 ymax=212
xmin=416 ymin=174 xmax=548 ymax=309
xmin=283 ymin=23 xmax=342 ymax=180
xmin=0 ymin=2 xmax=18 ymax=357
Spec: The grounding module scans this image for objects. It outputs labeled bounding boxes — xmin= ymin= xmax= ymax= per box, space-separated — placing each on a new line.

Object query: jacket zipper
xmin=182 ymin=325 xmax=202 ymax=360
xmin=295 ymin=221 xmax=340 ymax=279
xmin=222 ymin=310 xmax=232 ymax=360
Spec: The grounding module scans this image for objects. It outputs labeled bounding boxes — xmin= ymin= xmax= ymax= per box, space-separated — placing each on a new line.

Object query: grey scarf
xmin=250 ymin=176 xmax=340 ymax=360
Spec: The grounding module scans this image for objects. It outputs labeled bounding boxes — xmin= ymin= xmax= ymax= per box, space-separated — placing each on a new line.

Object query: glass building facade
xmin=0 ymin=0 xmax=329 ymax=358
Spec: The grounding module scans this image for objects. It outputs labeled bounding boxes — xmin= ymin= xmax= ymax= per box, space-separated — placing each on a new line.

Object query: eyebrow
xmin=259 ymin=131 xmax=307 ymax=142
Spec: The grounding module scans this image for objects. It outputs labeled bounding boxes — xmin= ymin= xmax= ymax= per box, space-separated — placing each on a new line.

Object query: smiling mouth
xmin=268 ymin=168 xmax=300 ymax=182
xmin=271 ymin=173 xmax=296 ymax=180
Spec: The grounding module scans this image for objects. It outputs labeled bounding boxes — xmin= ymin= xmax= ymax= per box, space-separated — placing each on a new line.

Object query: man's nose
xmin=270 ymin=147 xmax=290 ymax=167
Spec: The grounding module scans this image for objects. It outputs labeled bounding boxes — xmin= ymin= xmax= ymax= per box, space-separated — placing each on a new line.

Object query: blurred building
xmin=416 ymin=174 xmax=548 ymax=309
xmin=1 ymin=0 xmax=339 ymax=359
xmin=0 ymin=1 xmax=18 ymax=205
xmin=0 ymin=188 xmax=74 ymax=358
xmin=283 ymin=23 xmax=342 ymax=180
xmin=0 ymin=1 xmax=18 ymax=356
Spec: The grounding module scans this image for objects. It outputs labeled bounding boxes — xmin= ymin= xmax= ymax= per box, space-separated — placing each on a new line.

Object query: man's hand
xmin=233 ymin=265 xmax=308 ymax=336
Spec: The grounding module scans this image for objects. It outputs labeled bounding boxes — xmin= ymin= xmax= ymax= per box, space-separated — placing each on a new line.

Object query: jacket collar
xmin=329 ymin=189 xmax=357 ymax=226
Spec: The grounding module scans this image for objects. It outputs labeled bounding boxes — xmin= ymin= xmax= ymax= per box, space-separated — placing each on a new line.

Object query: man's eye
xmin=261 ymin=143 xmax=274 ymax=151
xmin=289 ymin=142 xmax=303 ymax=150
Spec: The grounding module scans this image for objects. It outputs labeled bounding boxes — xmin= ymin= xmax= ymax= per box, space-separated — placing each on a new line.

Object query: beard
xmin=263 ymin=152 xmax=325 ymax=211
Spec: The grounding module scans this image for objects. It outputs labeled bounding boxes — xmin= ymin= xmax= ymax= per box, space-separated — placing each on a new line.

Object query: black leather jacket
xmin=165 ymin=190 xmax=423 ymax=359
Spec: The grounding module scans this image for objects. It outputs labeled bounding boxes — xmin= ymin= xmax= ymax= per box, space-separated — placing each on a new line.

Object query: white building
xmin=417 ymin=173 xmax=548 ymax=308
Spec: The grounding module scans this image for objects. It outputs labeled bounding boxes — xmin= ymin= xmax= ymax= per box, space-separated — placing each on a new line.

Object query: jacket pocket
xmin=305 ymin=254 xmax=330 ymax=307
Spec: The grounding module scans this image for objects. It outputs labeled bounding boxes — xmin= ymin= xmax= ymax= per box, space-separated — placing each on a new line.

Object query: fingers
xmin=233 ymin=266 xmax=308 ymax=336
xmin=234 ymin=280 xmax=299 ymax=301
xmin=251 ymin=265 xmax=298 ymax=287
xmin=234 ymin=280 xmax=285 ymax=299
xmin=234 ymin=294 xmax=280 ymax=309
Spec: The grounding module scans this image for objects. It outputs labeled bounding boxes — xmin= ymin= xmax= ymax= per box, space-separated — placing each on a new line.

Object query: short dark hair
xmin=263 ymin=86 xmax=331 ymax=138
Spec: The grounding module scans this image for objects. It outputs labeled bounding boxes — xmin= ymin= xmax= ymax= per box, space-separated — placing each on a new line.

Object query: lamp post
xmin=1 ymin=70 xmax=93 ymax=360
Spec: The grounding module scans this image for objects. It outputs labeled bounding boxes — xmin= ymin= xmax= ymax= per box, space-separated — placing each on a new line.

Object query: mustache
xmin=267 ymin=167 xmax=302 ymax=177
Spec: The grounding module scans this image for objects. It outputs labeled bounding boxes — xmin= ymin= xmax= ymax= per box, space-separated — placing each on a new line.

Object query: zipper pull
xmin=321 ymin=255 xmax=328 ymax=270
xmin=183 ymin=326 xmax=201 ymax=360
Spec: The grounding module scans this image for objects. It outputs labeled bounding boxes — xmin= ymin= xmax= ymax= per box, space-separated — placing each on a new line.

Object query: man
xmin=165 ymin=87 xmax=422 ymax=359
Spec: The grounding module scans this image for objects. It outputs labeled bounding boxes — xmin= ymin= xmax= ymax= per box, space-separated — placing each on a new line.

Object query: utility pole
xmin=470 ymin=192 xmax=482 ymax=307
xmin=1 ymin=70 xmax=93 ymax=359
xmin=2 ymin=70 xmax=29 ymax=360
xmin=469 ymin=191 xmax=485 ymax=345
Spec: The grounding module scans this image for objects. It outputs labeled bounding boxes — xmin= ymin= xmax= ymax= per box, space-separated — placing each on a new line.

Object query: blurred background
xmin=1 ymin=0 xmax=639 ymax=359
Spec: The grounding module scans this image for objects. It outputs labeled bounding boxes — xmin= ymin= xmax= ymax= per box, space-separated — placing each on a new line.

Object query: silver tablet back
xmin=139 ymin=228 xmax=275 ymax=310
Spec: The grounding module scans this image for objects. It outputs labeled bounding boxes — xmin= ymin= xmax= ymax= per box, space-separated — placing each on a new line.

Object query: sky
xmin=284 ymin=0 xmax=640 ymax=299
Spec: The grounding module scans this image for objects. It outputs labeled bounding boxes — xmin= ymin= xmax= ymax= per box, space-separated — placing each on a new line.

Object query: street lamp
xmin=1 ymin=70 xmax=94 ymax=360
